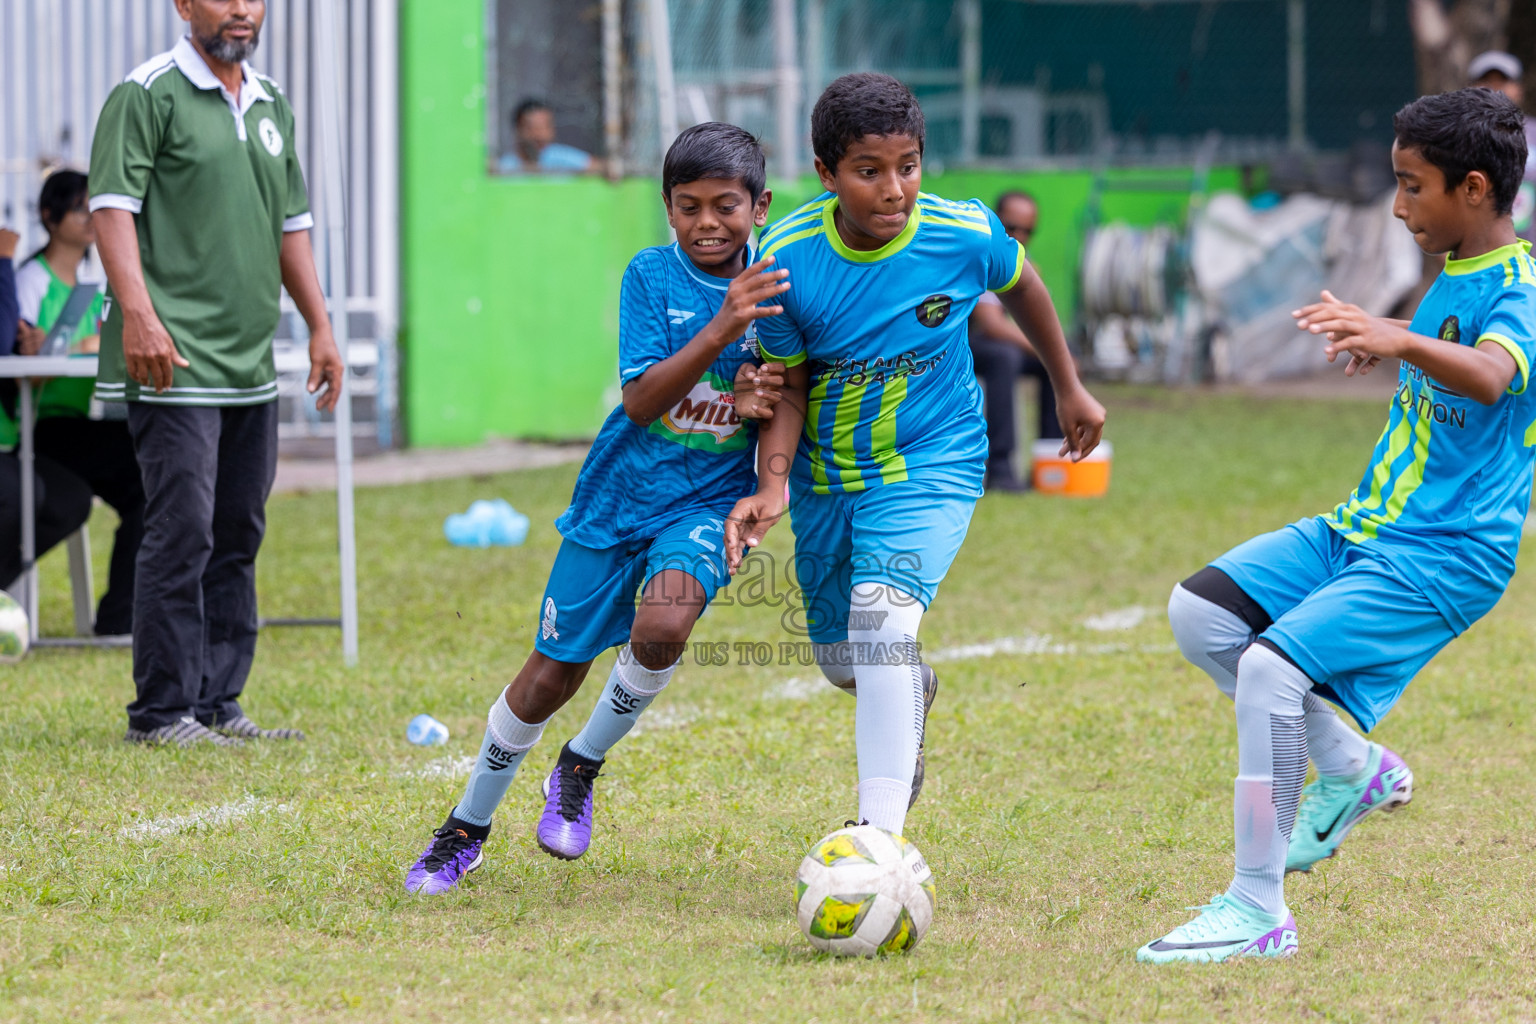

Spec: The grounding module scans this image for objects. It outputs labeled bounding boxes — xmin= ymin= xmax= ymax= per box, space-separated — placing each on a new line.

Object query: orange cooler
xmin=1031 ymin=439 xmax=1112 ymax=497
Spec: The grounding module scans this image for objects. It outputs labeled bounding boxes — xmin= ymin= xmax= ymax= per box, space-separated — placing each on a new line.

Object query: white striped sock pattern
xmin=1269 ymin=714 xmax=1307 ymax=839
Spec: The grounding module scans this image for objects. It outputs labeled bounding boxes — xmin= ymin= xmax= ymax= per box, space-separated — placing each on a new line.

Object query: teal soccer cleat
xmin=1286 ymin=743 xmax=1412 ymax=874
xmin=1137 ymin=892 xmax=1298 ymax=964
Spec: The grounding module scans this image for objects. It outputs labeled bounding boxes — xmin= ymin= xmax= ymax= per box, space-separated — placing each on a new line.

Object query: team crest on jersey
xmin=914 ymin=294 xmax=952 ymax=328
xmin=541 ymin=598 xmax=560 ymax=641
xmin=258 ymin=117 xmax=283 ymax=157
xmin=1438 ymin=315 xmax=1460 ymax=344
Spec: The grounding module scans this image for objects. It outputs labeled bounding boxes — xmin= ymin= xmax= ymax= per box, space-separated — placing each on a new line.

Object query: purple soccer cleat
xmin=404 ymin=815 xmax=488 ymax=894
xmin=1287 ymin=742 xmax=1413 ymax=873
xmin=536 ymin=742 xmax=604 ymax=860
xmin=1137 ymin=893 xmax=1298 ymax=963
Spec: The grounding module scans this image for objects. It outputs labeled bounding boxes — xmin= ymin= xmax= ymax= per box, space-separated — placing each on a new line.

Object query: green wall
xmin=400 ymin=0 xmax=667 ymax=446
xmin=400 ymin=2 xmax=1238 ymax=446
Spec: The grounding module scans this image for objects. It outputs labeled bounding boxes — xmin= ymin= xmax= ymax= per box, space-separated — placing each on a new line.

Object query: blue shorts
xmin=1212 ymin=518 xmax=1459 ymax=732
xmin=535 ymin=511 xmax=730 ymax=663
xmin=788 ymin=477 xmax=977 ymax=644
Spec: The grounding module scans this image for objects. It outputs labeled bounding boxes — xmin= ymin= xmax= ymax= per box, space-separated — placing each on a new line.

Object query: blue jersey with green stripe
xmin=555 ymin=243 xmax=759 ymax=548
xmin=1321 ymin=240 xmax=1536 ymax=631
xmin=754 ymin=192 xmax=1025 ymax=495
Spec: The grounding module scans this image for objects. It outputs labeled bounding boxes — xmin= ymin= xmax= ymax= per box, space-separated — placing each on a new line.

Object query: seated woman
xmin=14 ymin=171 xmax=144 ymax=635
xmin=0 ymin=224 xmax=93 ymax=597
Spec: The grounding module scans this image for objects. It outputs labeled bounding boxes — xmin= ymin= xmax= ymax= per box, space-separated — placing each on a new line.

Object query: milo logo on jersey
xmin=650 ymin=369 xmax=751 ymax=452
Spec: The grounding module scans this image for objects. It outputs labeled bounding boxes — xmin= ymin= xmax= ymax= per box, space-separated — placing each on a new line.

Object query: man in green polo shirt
xmin=90 ymin=0 xmax=344 ymax=748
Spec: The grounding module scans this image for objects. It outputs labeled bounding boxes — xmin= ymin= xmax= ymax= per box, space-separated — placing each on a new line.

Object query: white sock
xmin=1167 ymin=582 xmax=1255 ymax=700
xmin=838 ymin=583 xmax=926 ymax=835
xmin=1301 ymin=692 xmax=1371 ymax=778
xmin=1228 ymin=644 xmax=1311 ymax=916
xmin=568 ymin=646 xmax=677 ymax=761
xmin=453 ymin=688 xmax=545 ymax=827
xmin=1169 ymin=582 xmax=1370 ymax=779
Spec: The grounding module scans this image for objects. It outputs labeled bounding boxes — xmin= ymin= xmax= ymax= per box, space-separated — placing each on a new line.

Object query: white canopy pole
xmin=314 ymin=0 xmax=359 ymax=666
xmin=648 ymin=0 xmax=678 ymax=156
xmin=772 ymin=0 xmax=800 ymax=181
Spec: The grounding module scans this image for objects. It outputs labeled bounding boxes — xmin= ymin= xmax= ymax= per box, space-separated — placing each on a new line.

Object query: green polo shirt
xmin=15 ymin=256 xmax=105 ymax=420
xmin=88 ymin=36 xmax=313 ymax=406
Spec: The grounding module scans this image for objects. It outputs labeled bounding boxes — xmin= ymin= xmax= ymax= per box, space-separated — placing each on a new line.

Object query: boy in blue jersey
xmin=724 ymin=73 xmax=1106 ymax=838
xmin=1139 ymin=89 xmax=1536 ymax=963
xmin=404 ymin=123 xmax=800 ymax=893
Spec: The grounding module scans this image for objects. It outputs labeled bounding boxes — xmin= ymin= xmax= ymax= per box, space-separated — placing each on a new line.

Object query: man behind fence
xmin=89 ymin=0 xmax=343 ymax=748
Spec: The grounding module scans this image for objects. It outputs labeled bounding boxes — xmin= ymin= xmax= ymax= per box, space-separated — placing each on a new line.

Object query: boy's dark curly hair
xmin=662 ymin=122 xmax=766 ymax=201
xmin=1393 ymin=87 xmax=1529 ymax=215
xmin=811 ymin=73 xmax=925 ymax=173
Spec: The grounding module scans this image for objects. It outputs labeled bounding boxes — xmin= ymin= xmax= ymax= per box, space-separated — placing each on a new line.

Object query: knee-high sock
xmin=814 ymin=641 xmax=858 ymax=695
xmin=1168 ymin=582 xmax=1255 ymax=699
xmin=832 ymin=583 xmax=926 ymax=835
xmin=568 ymin=645 xmax=676 ymax=761
xmin=452 ymin=688 xmax=545 ymax=827
xmin=1169 ymin=583 xmax=1370 ymax=778
xmin=1301 ymin=691 xmax=1370 ymax=777
xmin=1229 ymin=644 xmax=1311 ymax=915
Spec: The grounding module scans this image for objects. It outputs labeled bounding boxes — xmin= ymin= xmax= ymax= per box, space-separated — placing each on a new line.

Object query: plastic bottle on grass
xmin=443 ymin=499 xmax=530 ymax=548
xmin=407 ymin=714 xmax=450 ymax=746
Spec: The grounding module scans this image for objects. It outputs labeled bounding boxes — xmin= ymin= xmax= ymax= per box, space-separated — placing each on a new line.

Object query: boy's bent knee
xmin=507 ymin=654 xmax=590 ymax=721
xmin=1234 ymin=641 xmax=1314 ymax=707
xmin=630 ymin=605 xmax=699 ymax=670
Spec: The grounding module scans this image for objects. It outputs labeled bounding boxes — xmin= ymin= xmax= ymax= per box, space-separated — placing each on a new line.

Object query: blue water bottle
xmin=407 ymin=714 xmax=450 ymax=746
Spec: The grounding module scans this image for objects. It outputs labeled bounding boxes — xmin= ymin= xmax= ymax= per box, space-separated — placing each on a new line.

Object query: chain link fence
xmin=493 ymin=0 xmax=1419 ymax=177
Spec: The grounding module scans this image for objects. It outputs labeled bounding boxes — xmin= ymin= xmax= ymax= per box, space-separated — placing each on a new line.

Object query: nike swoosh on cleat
xmin=1315 ymin=803 xmax=1352 ymax=843
xmin=1147 ymin=939 xmax=1243 ymax=951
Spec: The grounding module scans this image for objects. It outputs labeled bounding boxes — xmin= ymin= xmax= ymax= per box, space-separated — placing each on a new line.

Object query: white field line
xmin=1083 ymin=605 xmax=1151 ymax=632
xmin=120 ymin=794 xmax=289 ymax=839
xmin=763 ymin=634 xmax=1177 ymax=688
xmin=926 ymin=633 xmax=1176 ymax=663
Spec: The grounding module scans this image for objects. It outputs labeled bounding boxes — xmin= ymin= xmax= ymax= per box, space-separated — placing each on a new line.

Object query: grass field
xmin=5 ymin=384 xmax=1536 ymax=1023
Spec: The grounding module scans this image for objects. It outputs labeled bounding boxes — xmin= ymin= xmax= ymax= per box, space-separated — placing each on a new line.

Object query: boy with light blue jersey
xmin=1141 ymin=89 xmax=1536 ymax=963
xmin=405 ymin=123 xmax=799 ymax=893
xmin=725 ymin=73 xmax=1106 ymax=838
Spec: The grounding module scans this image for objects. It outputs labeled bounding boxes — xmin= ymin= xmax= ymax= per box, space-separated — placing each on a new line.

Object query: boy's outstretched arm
xmin=968 ymin=300 xmax=1039 ymax=358
xmin=724 ymin=361 xmax=807 ymax=574
xmin=1295 ymin=291 xmax=1517 ymax=404
xmin=623 ymin=255 xmax=789 ymax=426
xmin=995 ymin=260 xmax=1106 ymax=459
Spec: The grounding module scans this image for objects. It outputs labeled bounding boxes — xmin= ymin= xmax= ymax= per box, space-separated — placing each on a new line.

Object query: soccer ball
xmin=0 ymin=592 xmax=29 ymax=664
xmin=795 ymin=824 xmax=935 ymax=957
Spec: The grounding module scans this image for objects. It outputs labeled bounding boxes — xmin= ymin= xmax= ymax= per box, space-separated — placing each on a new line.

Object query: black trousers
xmin=125 ymin=402 xmax=278 ymax=731
xmin=34 ymin=417 xmax=145 ymax=635
xmin=970 ymin=335 xmax=1061 ymax=471
xmin=0 ymin=452 xmax=93 ymax=586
